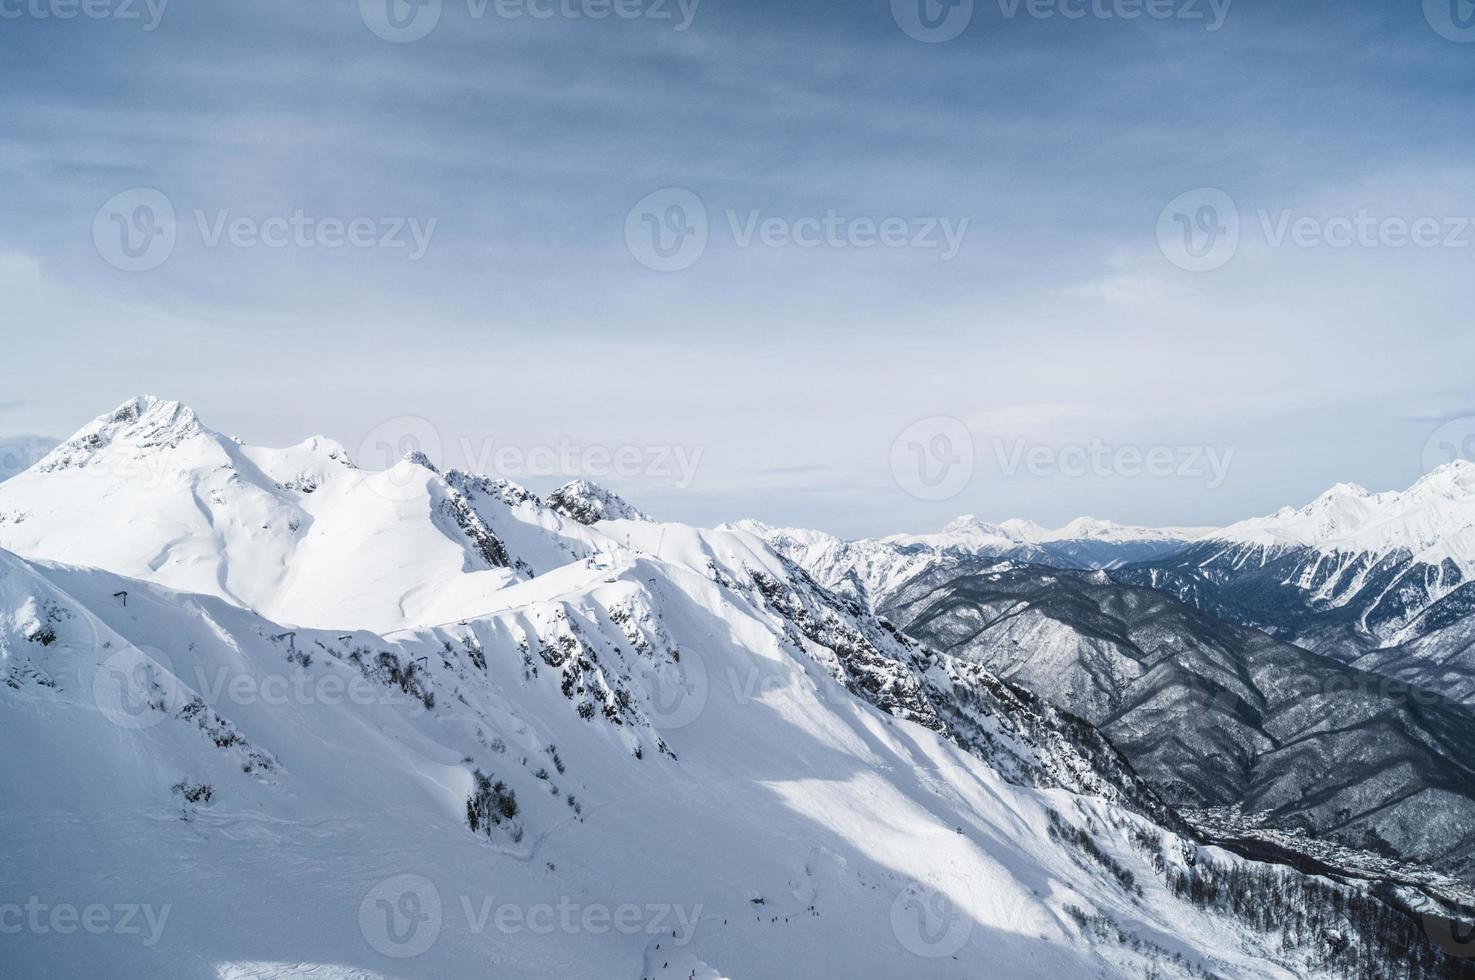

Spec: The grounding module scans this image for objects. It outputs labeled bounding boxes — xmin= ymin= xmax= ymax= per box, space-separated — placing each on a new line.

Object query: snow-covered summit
xmin=882 ymin=515 xmax=1035 ymax=555
xmin=884 ymin=515 xmax=1209 ymax=554
xmin=1039 ymin=516 xmax=1213 ymax=544
xmin=1209 ymin=461 xmax=1475 ymax=570
xmin=0 ymin=396 xmax=608 ymax=631
xmin=547 ymin=478 xmax=651 ymax=525
xmin=34 ymin=394 xmax=206 ymax=473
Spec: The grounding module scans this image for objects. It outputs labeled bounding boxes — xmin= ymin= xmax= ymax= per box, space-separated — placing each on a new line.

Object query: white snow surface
xmin=883 ymin=515 xmax=1214 ymax=552
xmin=1206 ymin=462 xmax=1475 ymax=572
xmin=0 ymin=398 xmax=1364 ymax=979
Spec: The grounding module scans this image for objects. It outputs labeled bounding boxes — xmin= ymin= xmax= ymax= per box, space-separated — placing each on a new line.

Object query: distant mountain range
xmin=737 ymin=463 xmax=1475 ymax=705
xmin=3 ymin=397 xmax=1472 ymax=978
xmin=1117 ymin=463 xmax=1475 ymax=695
xmin=744 ymin=474 xmax=1475 ymax=889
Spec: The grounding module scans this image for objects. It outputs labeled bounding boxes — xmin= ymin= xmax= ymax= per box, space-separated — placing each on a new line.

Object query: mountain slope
xmin=7 ymin=538 xmax=1470 ymax=979
xmin=1117 ymin=464 xmax=1475 ymax=676
xmin=723 ymin=516 xmax=1211 ymax=619
xmin=880 ymin=562 xmax=1475 ymax=882
xmin=3 ymin=397 xmax=1472 ymax=979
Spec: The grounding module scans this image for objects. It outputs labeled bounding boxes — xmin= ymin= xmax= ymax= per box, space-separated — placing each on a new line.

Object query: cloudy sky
xmin=2 ymin=0 xmax=1473 ymax=536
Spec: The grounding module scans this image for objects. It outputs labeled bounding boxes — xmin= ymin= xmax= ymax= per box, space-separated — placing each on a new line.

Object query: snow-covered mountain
xmin=881 ymin=515 xmax=1212 ymax=569
xmin=882 ymin=562 xmax=1475 ymax=882
xmin=3 ymin=397 xmax=1472 ymax=979
xmin=1118 ymin=463 xmax=1475 ymax=663
xmin=1213 ymin=464 xmax=1475 ymax=563
xmin=721 ymin=520 xmax=971 ymax=614
xmin=547 ymin=478 xmax=652 ymax=525
xmin=730 ymin=515 xmax=1210 ymax=615
xmin=0 ymin=396 xmax=611 ymax=633
xmin=752 ymin=506 xmax=1475 ymax=901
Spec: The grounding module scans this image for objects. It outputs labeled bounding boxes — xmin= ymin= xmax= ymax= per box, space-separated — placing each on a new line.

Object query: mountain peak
xmin=1411 ymin=458 xmax=1475 ymax=497
xmin=942 ymin=514 xmax=1004 ymax=535
xmin=547 ymin=479 xmax=651 ymax=525
xmin=1212 ymin=464 xmax=1475 ymax=567
xmin=998 ymin=517 xmax=1049 ymax=541
xmin=1052 ymin=516 xmax=1114 ymax=538
xmin=36 ymin=395 xmax=206 ymax=473
xmin=402 ymin=449 xmax=439 ymax=473
xmin=1312 ymin=481 xmax=1373 ymax=504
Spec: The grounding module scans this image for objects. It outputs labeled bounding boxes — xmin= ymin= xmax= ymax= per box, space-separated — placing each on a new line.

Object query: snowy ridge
xmin=887 ymin=515 xmax=1213 ymax=551
xmin=720 ymin=519 xmax=973 ymax=613
xmin=32 ymin=395 xmax=209 ymax=473
xmin=733 ymin=512 xmax=1209 ymax=613
xmin=1121 ymin=463 xmax=1475 ymax=650
xmin=0 ymin=397 xmax=611 ymax=633
xmin=1208 ymin=462 xmax=1475 ymax=572
xmin=0 ymin=398 xmax=1469 ymax=978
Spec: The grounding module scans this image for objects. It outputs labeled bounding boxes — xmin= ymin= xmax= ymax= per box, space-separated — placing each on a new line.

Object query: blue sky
xmin=2 ymin=0 xmax=1473 ymax=536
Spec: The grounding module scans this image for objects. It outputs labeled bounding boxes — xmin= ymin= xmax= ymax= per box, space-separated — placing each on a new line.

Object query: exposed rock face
xmin=547 ymin=479 xmax=652 ymax=525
